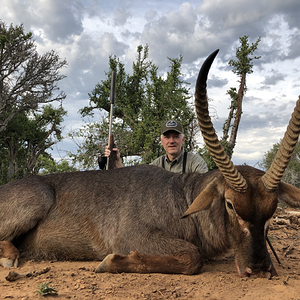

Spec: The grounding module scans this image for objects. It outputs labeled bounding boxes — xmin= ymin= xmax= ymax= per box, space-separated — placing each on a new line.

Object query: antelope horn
xmin=195 ymin=50 xmax=247 ymax=193
xmin=261 ymin=96 xmax=300 ymax=191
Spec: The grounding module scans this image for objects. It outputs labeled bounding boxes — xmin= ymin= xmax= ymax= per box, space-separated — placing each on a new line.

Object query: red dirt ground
xmin=1 ymin=207 xmax=299 ymax=300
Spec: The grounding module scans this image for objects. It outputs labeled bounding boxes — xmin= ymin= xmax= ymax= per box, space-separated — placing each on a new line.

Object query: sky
xmin=1 ymin=0 xmax=300 ymax=168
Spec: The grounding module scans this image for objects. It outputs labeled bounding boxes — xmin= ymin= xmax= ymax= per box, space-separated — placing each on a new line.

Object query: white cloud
xmin=1 ymin=0 xmax=300 ymax=167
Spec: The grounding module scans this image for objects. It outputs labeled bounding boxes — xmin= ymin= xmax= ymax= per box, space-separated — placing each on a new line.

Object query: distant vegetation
xmin=1 ymin=21 xmax=297 ymax=188
xmin=259 ymin=141 xmax=300 ymax=188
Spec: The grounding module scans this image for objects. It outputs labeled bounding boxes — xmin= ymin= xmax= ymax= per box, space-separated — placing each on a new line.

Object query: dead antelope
xmin=1 ymin=50 xmax=300 ymax=277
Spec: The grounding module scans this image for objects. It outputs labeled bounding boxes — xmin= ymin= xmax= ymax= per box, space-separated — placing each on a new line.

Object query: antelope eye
xmin=226 ymin=201 xmax=234 ymax=210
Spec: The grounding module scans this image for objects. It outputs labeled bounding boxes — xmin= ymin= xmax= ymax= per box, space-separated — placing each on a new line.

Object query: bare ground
xmin=1 ymin=207 xmax=300 ymax=300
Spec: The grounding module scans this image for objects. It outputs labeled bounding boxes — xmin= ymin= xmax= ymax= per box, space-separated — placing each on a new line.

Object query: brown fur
xmin=1 ymin=165 xmax=300 ymax=276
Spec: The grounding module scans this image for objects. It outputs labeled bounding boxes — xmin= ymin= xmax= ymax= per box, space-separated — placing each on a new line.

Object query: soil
xmin=1 ymin=207 xmax=300 ymax=300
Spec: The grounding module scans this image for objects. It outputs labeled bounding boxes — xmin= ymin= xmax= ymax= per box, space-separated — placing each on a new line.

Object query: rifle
xmin=98 ymin=71 xmax=117 ymax=170
xmin=106 ymin=71 xmax=117 ymax=170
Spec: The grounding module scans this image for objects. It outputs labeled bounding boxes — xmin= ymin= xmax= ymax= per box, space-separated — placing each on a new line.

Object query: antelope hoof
xmin=0 ymin=241 xmax=19 ymax=268
xmin=95 ymin=254 xmax=114 ymax=273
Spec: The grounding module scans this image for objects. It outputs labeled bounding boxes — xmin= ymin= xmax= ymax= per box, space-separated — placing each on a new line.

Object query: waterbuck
xmin=1 ymin=50 xmax=300 ymax=277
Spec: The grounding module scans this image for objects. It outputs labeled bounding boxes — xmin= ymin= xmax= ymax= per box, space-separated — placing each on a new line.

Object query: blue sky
xmin=1 ymin=0 xmax=300 ymax=167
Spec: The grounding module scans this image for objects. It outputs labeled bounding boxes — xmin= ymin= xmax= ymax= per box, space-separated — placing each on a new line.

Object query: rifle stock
xmin=107 ymin=134 xmax=117 ymax=170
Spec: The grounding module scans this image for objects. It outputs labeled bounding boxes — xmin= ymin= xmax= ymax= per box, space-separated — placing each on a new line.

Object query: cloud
xmin=114 ymin=8 xmax=132 ymax=26
xmin=145 ymin=10 xmax=157 ymax=22
xmin=58 ymin=31 xmax=129 ymax=102
xmin=1 ymin=0 xmax=300 ymax=167
xmin=261 ymin=70 xmax=286 ymax=87
xmin=2 ymin=0 xmax=85 ymax=43
xmin=287 ymin=31 xmax=300 ymax=60
xmin=139 ymin=2 xmax=226 ymax=68
xmin=208 ymin=75 xmax=228 ymax=88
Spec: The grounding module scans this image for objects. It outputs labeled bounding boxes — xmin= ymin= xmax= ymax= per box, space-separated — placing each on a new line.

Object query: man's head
xmin=160 ymin=120 xmax=185 ymax=161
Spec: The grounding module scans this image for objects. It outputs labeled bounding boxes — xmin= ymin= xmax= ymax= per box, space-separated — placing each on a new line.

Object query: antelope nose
xmin=245 ymin=267 xmax=252 ymax=276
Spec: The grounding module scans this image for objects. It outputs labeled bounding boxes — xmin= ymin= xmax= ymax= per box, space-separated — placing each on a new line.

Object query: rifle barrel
xmin=107 ymin=71 xmax=117 ymax=170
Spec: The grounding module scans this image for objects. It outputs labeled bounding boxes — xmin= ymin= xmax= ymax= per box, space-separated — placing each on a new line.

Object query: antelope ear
xmin=277 ymin=181 xmax=300 ymax=208
xmin=182 ymin=177 xmax=222 ymax=218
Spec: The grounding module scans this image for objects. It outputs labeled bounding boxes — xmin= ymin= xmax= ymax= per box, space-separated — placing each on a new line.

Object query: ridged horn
xmin=261 ymin=96 xmax=300 ymax=191
xmin=195 ymin=50 xmax=247 ymax=193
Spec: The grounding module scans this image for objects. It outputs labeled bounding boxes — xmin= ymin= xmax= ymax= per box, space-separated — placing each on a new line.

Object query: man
xmin=104 ymin=119 xmax=208 ymax=174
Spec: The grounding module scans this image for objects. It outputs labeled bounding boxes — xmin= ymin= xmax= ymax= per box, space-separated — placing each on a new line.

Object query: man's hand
xmin=105 ymin=146 xmax=123 ymax=168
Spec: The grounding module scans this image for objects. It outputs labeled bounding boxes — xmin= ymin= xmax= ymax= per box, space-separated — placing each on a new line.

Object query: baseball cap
xmin=161 ymin=120 xmax=184 ymax=135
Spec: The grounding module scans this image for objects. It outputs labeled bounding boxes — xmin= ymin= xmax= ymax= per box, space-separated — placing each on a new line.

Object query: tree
xmin=71 ymin=45 xmax=196 ymax=169
xmin=259 ymin=141 xmax=300 ymax=188
xmin=200 ymin=36 xmax=261 ymax=170
xmin=0 ymin=21 xmax=67 ymax=133
xmin=222 ymin=36 xmax=261 ymax=155
xmin=0 ymin=104 xmax=67 ymax=182
xmin=38 ymin=156 xmax=78 ymax=175
xmin=68 ymin=120 xmax=110 ymax=170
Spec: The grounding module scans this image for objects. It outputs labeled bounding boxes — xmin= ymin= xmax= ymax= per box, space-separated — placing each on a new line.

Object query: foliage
xmin=0 ymin=21 xmax=67 ymax=133
xmin=70 ymin=45 xmax=197 ymax=169
xmin=200 ymin=36 xmax=261 ymax=170
xmin=0 ymin=105 xmax=67 ymax=183
xmin=36 ymin=282 xmax=58 ymax=296
xmin=259 ymin=141 xmax=300 ymax=188
xmin=223 ymin=35 xmax=261 ymax=153
xmin=68 ymin=120 xmax=109 ymax=170
xmin=0 ymin=21 xmax=68 ymax=183
xmin=38 ymin=156 xmax=78 ymax=175
xmin=228 ymin=35 xmax=261 ymax=76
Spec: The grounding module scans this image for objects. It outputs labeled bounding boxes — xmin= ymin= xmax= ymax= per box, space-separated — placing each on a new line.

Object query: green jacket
xmin=150 ymin=148 xmax=208 ymax=174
